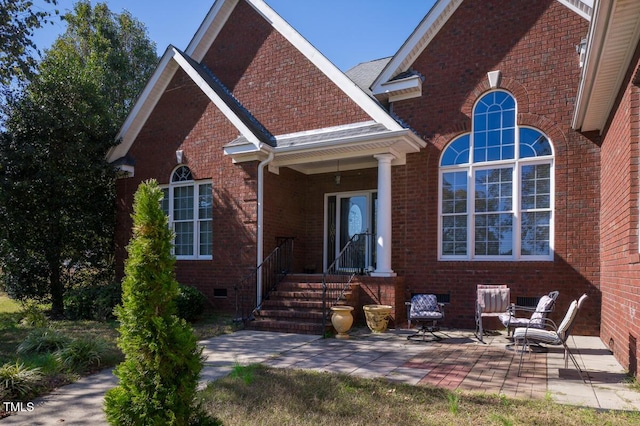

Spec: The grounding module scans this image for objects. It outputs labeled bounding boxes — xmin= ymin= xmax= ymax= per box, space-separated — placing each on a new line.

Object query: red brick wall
xmin=389 ymin=0 xmax=600 ymax=334
xmin=201 ymin=0 xmax=371 ymax=135
xmin=115 ymin=66 xmax=259 ymax=312
xmin=599 ymin=45 xmax=640 ymax=377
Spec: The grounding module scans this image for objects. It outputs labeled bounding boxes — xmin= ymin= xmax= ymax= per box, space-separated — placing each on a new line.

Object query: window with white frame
xmin=161 ymin=166 xmax=212 ymax=259
xmin=439 ymin=90 xmax=554 ymax=261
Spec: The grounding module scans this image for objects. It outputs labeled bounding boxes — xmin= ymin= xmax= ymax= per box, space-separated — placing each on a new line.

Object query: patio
xmin=210 ymin=328 xmax=640 ymax=411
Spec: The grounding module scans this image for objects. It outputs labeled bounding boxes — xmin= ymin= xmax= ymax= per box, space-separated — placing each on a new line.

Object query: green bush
xmin=55 ymin=337 xmax=106 ymax=373
xmin=19 ymin=301 xmax=49 ymax=328
xmin=176 ymin=284 xmax=206 ymax=322
xmin=104 ymin=180 xmax=210 ymax=425
xmin=0 ymin=361 xmax=42 ymax=400
xmin=17 ymin=328 xmax=70 ymax=355
xmin=63 ymin=282 xmax=121 ymax=321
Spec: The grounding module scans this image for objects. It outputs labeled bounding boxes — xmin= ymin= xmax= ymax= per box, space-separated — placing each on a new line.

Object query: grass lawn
xmin=0 ymin=291 xmax=238 ymax=406
xmin=201 ymin=364 xmax=640 ymax=426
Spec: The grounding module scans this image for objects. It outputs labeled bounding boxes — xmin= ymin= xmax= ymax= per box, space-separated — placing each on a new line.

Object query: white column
xmin=371 ymin=154 xmax=396 ymax=277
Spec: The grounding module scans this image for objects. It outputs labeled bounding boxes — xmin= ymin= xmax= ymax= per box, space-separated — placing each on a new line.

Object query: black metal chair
xmin=406 ymin=294 xmax=446 ymax=341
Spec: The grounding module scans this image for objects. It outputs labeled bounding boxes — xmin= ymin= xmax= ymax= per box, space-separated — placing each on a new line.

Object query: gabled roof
xmin=572 ymin=0 xmax=640 ymax=133
xmin=106 ymin=45 xmax=273 ymax=163
xmin=371 ymin=0 xmax=594 ymax=102
xmin=108 ymin=0 xmax=416 ymax=166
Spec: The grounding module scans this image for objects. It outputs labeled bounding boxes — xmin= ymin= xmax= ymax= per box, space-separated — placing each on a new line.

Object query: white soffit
xmin=557 ymin=0 xmax=594 ymax=21
xmin=573 ymin=0 xmax=640 ymax=132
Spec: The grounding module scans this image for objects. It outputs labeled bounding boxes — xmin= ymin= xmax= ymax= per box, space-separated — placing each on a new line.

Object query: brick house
xmin=107 ymin=0 xmax=640 ymax=377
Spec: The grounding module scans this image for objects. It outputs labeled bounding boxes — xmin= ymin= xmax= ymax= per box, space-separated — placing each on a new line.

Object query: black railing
xmin=235 ymin=237 xmax=294 ymax=323
xmin=322 ymin=232 xmax=373 ymax=334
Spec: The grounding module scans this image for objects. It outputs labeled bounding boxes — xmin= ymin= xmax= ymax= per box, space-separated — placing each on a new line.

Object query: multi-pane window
xmin=439 ymin=91 xmax=554 ymax=260
xmin=161 ymin=166 xmax=213 ymax=259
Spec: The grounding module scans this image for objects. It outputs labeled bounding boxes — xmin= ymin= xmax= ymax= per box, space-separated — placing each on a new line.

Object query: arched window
xmin=439 ymin=91 xmax=554 ymax=260
xmin=161 ymin=166 xmax=213 ymax=259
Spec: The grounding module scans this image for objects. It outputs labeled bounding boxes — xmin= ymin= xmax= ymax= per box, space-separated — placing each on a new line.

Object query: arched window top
xmin=440 ymin=134 xmax=470 ymax=166
xmin=519 ymin=127 xmax=553 ymax=158
xmin=171 ymin=166 xmax=193 ymax=182
xmin=474 ymin=90 xmax=515 ymax=115
xmin=441 ymin=91 xmax=552 ymax=167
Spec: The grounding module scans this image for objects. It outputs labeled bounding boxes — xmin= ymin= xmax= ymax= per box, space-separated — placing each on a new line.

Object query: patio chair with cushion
xmin=514 ymin=293 xmax=588 ymax=381
xmin=475 ymin=284 xmax=511 ymax=343
xmin=406 ymin=294 xmax=445 ymax=341
xmin=499 ymin=290 xmax=560 ymax=337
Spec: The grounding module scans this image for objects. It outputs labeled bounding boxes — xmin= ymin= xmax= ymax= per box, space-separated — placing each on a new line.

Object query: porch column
xmin=371 ymin=154 xmax=396 ymax=277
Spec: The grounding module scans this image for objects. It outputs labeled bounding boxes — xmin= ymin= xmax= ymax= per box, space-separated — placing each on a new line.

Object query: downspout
xmin=256 ymin=151 xmax=275 ymax=309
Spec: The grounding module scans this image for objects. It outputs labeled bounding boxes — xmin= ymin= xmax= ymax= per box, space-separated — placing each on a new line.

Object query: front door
xmin=325 ymin=191 xmax=377 ymax=271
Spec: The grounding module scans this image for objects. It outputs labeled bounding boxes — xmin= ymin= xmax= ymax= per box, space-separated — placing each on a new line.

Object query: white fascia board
xmin=275 ymin=128 xmax=425 ymax=155
xmin=170 ymin=47 xmax=263 ymax=147
xmin=371 ymin=0 xmax=462 ymax=95
xmin=186 ymin=0 xmax=239 ymax=61
xmin=107 ymin=48 xmax=177 ymax=163
xmin=571 ymin=0 xmax=638 ymax=132
xmin=373 ymin=74 xmax=423 ymax=101
xmin=245 ymin=0 xmax=403 ymax=131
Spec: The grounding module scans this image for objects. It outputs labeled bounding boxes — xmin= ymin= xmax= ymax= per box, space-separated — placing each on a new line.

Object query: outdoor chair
xmin=514 ymin=294 xmax=589 ymax=381
xmin=406 ymin=294 xmax=446 ymax=341
xmin=499 ymin=290 xmax=560 ymax=337
xmin=475 ymin=284 xmax=510 ymax=343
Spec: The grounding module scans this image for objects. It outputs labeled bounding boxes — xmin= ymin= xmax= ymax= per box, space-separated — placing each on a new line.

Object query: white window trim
xmin=438 ymin=94 xmax=555 ymax=262
xmin=161 ymin=173 xmax=213 ymax=261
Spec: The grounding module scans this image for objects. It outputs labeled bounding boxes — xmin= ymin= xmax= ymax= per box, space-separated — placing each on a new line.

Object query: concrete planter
xmin=363 ymin=304 xmax=393 ymax=333
xmin=330 ymin=306 xmax=354 ymax=339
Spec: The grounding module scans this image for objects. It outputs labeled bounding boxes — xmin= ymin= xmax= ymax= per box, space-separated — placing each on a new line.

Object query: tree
xmin=0 ymin=1 xmax=157 ymax=317
xmin=104 ymin=181 xmax=213 ymax=426
xmin=0 ymin=0 xmax=59 ymax=85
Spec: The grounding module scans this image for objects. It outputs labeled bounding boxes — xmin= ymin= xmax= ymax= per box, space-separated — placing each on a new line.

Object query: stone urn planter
xmin=363 ymin=304 xmax=393 ymax=333
xmin=330 ymin=306 xmax=354 ymax=339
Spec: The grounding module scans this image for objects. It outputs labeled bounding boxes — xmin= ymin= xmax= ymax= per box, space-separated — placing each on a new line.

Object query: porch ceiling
xmin=223 ymin=121 xmax=426 ymax=174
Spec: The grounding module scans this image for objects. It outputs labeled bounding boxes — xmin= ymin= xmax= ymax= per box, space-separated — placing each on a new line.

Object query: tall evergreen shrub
xmin=104 ymin=180 xmax=206 ymax=425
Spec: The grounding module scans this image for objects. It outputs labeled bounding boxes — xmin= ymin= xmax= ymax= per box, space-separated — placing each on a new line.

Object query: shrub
xmin=63 ymin=282 xmax=121 ymax=321
xmin=55 ymin=338 xmax=106 ymax=372
xmin=17 ymin=328 xmax=70 ymax=355
xmin=176 ymin=284 xmax=206 ymax=322
xmin=104 ymin=180 xmax=209 ymax=425
xmin=0 ymin=361 xmax=42 ymax=400
xmin=19 ymin=301 xmax=49 ymax=328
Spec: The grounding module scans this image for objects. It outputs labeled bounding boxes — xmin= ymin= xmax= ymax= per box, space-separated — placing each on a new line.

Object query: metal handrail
xmin=322 ymin=232 xmax=372 ymax=334
xmin=234 ymin=237 xmax=294 ymax=323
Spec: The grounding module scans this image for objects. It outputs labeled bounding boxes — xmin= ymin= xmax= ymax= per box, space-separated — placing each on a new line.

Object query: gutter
xmin=256 ymin=150 xmax=275 ymax=306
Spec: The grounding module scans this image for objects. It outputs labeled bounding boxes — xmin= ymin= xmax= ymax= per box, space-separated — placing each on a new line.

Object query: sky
xmin=31 ymin=0 xmax=436 ymax=71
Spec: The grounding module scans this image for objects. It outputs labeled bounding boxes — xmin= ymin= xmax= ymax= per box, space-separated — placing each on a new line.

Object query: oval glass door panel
xmin=348 ymin=204 xmax=363 ymax=237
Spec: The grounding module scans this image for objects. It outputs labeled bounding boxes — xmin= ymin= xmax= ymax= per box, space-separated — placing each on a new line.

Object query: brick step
xmin=269 ymin=290 xmax=352 ymax=300
xmin=276 ymin=282 xmax=324 ymax=291
xmin=261 ymin=299 xmax=325 ymax=310
xmin=247 ymin=318 xmax=327 ymax=335
xmin=257 ymin=308 xmax=324 ymax=321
